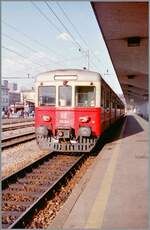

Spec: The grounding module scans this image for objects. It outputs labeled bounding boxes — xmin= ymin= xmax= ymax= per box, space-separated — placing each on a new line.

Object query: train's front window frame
xmin=38 ymin=86 xmax=56 ymax=106
xmin=58 ymin=85 xmax=72 ymax=107
xmin=75 ymin=86 xmax=96 ymax=107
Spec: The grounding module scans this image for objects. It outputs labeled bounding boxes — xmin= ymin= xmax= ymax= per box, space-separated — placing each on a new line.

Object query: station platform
xmin=49 ymin=113 xmax=148 ymax=229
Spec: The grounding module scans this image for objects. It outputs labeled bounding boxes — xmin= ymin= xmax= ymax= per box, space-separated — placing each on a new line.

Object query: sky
xmin=2 ymin=1 xmax=123 ymax=96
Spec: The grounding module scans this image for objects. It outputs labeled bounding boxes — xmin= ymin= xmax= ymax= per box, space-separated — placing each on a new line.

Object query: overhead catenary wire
xmin=2 ymin=46 xmax=51 ymax=68
xmin=2 ymin=33 xmax=65 ymax=65
xmin=3 ymin=33 xmax=38 ymax=53
xmin=31 ymin=1 xmax=91 ymax=67
xmin=31 ymin=1 xmax=63 ymax=34
xmin=2 ymin=20 xmax=60 ymax=57
xmin=3 ymin=32 xmax=83 ymax=68
xmin=45 ymin=1 xmax=97 ymax=70
xmin=2 ymin=75 xmax=35 ymax=79
xmin=45 ymin=1 xmax=82 ymax=50
xmin=3 ymin=3 xmax=101 ymax=73
xmin=56 ymin=2 xmax=104 ymax=69
xmin=56 ymin=2 xmax=87 ymax=48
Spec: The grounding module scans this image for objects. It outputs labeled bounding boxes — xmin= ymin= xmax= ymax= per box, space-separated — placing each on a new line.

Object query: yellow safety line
xmin=85 ymin=118 xmax=127 ymax=229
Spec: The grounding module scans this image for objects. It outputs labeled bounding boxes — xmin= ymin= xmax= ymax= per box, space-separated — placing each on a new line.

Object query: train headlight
xmin=79 ymin=116 xmax=90 ymax=123
xmin=42 ymin=115 xmax=51 ymax=121
xmin=78 ymin=126 xmax=91 ymax=137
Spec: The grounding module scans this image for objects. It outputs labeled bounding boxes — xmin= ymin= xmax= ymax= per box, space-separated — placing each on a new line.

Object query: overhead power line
xmin=2 ymin=19 xmax=83 ymax=66
xmin=2 ymin=46 xmax=51 ymax=68
xmin=56 ymin=2 xmax=103 ymax=69
xmin=45 ymin=1 xmax=82 ymax=50
xmin=3 ymin=33 xmax=38 ymax=53
xmin=2 ymin=75 xmax=35 ymax=79
xmin=31 ymin=1 xmax=63 ymax=34
xmin=56 ymin=2 xmax=87 ymax=48
xmin=2 ymin=20 xmax=59 ymax=57
xmin=3 ymin=33 xmax=64 ymax=65
xmin=2 ymin=73 xmax=35 ymax=79
xmin=31 ymin=1 xmax=90 ymax=67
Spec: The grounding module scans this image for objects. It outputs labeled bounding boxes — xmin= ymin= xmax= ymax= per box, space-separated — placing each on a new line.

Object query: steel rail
xmin=2 ymin=152 xmax=86 ymax=229
xmin=2 ymin=131 xmax=35 ymax=149
xmin=2 ymin=118 xmax=34 ymax=125
xmin=2 ymin=122 xmax=34 ymax=132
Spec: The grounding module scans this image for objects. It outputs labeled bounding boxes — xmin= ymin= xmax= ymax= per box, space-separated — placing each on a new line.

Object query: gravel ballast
xmin=2 ymin=140 xmax=50 ymax=179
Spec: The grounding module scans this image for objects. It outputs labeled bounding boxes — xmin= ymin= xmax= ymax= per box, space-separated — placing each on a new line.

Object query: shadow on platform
xmin=123 ymin=115 xmax=144 ymax=138
xmin=91 ymin=115 xmax=144 ymax=156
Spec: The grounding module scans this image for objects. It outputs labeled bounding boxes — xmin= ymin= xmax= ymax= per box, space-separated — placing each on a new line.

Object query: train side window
xmin=38 ymin=86 xmax=56 ymax=106
xmin=75 ymin=86 xmax=95 ymax=107
xmin=101 ymin=86 xmax=104 ymax=107
xmin=106 ymin=90 xmax=110 ymax=108
xmin=117 ymin=101 xmax=120 ymax=109
xmin=112 ymin=96 xmax=115 ymax=108
xmin=59 ymin=85 xmax=72 ymax=106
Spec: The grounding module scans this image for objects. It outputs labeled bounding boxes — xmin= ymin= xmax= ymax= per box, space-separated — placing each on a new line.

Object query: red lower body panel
xmin=35 ymin=107 xmax=102 ymax=137
xmin=35 ymin=106 xmax=123 ymax=138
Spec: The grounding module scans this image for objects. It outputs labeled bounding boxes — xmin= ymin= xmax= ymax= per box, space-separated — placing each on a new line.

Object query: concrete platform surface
xmin=49 ymin=114 xmax=148 ymax=229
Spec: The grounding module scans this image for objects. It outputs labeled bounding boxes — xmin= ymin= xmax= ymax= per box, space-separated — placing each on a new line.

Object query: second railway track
xmin=2 ymin=152 xmax=87 ymax=229
xmin=2 ymin=121 xmax=34 ymax=132
xmin=2 ymin=131 xmax=35 ymax=149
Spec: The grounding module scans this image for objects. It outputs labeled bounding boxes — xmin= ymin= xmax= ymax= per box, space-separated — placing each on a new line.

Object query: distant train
xmin=35 ymin=69 xmax=125 ymax=152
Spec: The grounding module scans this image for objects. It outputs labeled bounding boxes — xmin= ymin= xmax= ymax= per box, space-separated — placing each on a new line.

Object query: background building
xmin=8 ymin=82 xmax=18 ymax=91
xmin=1 ymin=80 xmax=9 ymax=110
xmin=20 ymin=88 xmax=35 ymax=113
xmin=8 ymin=82 xmax=21 ymax=106
xmin=9 ymin=91 xmax=21 ymax=106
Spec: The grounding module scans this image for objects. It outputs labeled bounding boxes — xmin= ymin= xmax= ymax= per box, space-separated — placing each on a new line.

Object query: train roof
xmin=36 ymin=69 xmax=101 ymax=82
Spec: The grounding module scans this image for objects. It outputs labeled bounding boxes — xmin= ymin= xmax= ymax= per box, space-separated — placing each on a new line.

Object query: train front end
xmin=35 ymin=70 xmax=101 ymax=152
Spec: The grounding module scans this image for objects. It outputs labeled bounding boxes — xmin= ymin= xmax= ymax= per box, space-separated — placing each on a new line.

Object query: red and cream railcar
xmin=35 ymin=69 xmax=125 ymax=152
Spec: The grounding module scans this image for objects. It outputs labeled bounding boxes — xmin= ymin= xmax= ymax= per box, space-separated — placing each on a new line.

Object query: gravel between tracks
xmin=2 ymin=140 xmax=50 ymax=179
xmin=2 ymin=127 xmax=35 ymax=139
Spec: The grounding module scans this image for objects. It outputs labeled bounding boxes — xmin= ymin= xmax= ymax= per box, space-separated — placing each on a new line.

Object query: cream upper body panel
xmin=35 ymin=69 xmax=101 ymax=107
xmin=36 ymin=69 xmax=101 ymax=82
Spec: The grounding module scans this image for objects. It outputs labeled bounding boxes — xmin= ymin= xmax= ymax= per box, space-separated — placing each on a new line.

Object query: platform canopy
xmin=91 ymin=2 xmax=148 ymax=105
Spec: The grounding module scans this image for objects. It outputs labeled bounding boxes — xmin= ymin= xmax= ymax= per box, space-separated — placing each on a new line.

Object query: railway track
xmin=2 ymin=131 xmax=35 ymax=149
xmin=2 ymin=118 xmax=34 ymax=125
xmin=2 ymin=121 xmax=34 ymax=132
xmin=2 ymin=152 xmax=86 ymax=228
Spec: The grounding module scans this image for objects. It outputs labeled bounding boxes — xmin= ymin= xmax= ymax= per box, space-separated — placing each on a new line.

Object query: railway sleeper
xmin=2 ymin=191 xmax=40 ymax=200
xmin=2 ymin=210 xmax=22 ymax=221
xmin=7 ymin=186 xmax=48 ymax=194
xmin=2 ymin=200 xmax=32 ymax=207
xmin=17 ymin=178 xmax=55 ymax=186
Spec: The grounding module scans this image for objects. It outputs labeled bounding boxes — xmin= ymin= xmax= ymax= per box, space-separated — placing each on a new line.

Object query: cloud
xmin=57 ymin=32 xmax=72 ymax=41
xmin=94 ymin=50 xmax=100 ymax=56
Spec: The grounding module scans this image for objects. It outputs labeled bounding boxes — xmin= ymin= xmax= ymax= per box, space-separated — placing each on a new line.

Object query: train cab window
xmin=75 ymin=86 xmax=95 ymax=107
xmin=59 ymin=85 xmax=72 ymax=106
xmin=38 ymin=86 xmax=56 ymax=106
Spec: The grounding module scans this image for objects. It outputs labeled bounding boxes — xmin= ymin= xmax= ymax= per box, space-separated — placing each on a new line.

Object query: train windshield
xmin=59 ymin=85 xmax=72 ymax=106
xmin=38 ymin=86 xmax=56 ymax=106
xmin=75 ymin=86 xmax=95 ymax=107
